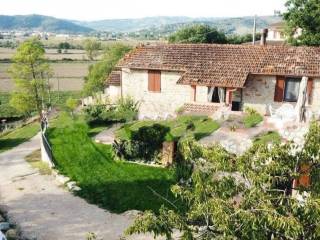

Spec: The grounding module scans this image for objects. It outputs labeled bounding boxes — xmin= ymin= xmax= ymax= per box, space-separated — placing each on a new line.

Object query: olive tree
xmin=127 ymin=122 xmax=320 ymax=240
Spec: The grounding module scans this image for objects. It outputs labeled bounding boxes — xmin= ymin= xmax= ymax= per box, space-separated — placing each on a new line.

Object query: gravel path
xmin=0 ymin=134 xmax=155 ymax=240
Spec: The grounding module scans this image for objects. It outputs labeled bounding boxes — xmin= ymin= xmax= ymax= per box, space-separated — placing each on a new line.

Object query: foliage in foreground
xmin=127 ymin=121 xmax=320 ymax=240
xmin=48 ymin=114 xmax=177 ymax=213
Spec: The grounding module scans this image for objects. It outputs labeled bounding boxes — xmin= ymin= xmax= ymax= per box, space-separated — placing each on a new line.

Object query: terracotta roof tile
xmin=106 ymin=71 xmax=121 ymax=86
xmin=118 ymin=44 xmax=320 ymax=88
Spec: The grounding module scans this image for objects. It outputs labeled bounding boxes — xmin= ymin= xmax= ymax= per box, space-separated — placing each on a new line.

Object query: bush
xmin=243 ymin=107 xmax=263 ymax=128
xmin=113 ymin=124 xmax=170 ymax=162
xmin=83 ymin=97 xmax=138 ymax=124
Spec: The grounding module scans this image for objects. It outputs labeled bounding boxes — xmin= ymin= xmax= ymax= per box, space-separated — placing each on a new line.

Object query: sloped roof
xmin=118 ymin=44 xmax=320 ymax=88
xmin=106 ymin=70 xmax=121 ymax=86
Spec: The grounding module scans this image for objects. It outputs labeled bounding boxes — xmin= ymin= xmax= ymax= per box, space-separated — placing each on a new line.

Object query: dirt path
xmin=0 ymin=134 xmax=155 ymax=240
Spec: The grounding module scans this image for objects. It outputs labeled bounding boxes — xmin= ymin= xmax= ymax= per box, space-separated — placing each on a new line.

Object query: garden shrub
xmin=243 ymin=107 xmax=263 ymax=128
xmin=113 ymin=124 xmax=170 ymax=162
xmin=83 ymin=96 xmax=138 ymax=124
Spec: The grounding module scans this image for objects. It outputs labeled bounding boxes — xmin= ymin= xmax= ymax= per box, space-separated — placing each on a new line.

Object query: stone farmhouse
xmin=105 ymin=42 xmax=320 ymax=120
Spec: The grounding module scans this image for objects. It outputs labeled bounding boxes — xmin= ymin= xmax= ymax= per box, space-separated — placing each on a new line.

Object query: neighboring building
xmin=105 ymin=70 xmax=121 ymax=102
xmin=106 ymin=43 xmax=320 ymax=119
xmin=267 ymin=22 xmax=286 ymax=42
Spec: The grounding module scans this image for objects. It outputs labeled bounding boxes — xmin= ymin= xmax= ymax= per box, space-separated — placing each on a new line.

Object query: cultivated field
xmin=0 ymin=62 xmax=93 ymax=92
xmin=0 ymin=47 xmax=91 ymax=61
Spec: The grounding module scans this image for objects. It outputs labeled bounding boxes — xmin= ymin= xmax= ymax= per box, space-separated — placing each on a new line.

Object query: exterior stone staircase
xmin=183 ymin=102 xmax=222 ymax=115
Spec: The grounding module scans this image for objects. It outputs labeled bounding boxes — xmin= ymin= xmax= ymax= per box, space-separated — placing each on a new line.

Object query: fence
xmin=40 ymin=120 xmax=55 ymax=168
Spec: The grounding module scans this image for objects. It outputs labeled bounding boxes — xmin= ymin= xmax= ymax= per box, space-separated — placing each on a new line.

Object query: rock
xmin=0 ymin=222 xmax=10 ymax=231
xmin=0 ymin=216 xmax=5 ymax=222
xmin=0 ymin=231 xmax=6 ymax=240
xmin=66 ymin=181 xmax=81 ymax=191
xmin=55 ymin=175 xmax=70 ymax=185
xmin=5 ymin=229 xmax=17 ymax=240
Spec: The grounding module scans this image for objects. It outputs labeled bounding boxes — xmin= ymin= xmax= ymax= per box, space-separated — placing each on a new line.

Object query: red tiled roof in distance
xmin=118 ymin=44 xmax=320 ymax=88
xmin=106 ymin=71 xmax=121 ymax=86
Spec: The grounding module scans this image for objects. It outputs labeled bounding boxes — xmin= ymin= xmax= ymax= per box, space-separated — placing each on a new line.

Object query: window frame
xmin=283 ymin=77 xmax=301 ymax=102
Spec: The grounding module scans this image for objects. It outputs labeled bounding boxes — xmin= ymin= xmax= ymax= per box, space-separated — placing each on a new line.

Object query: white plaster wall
xmin=105 ymin=86 xmax=121 ymax=103
xmin=122 ymin=68 xmax=192 ymax=118
xmin=310 ymin=78 xmax=320 ymax=113
xmin=195 ymin=86 xmax=208 ymax=103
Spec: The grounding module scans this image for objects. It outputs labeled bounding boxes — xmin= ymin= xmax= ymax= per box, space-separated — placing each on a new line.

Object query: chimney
xmin=260 ymin=28 xmax=268 ymax=46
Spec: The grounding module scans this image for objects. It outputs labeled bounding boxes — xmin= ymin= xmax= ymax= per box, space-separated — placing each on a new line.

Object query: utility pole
xmin=252 ymin=15 xmax=257 ymax=45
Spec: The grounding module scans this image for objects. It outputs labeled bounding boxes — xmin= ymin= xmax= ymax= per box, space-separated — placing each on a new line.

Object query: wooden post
xmin=162 ymin=141 xmax=176 ymax=167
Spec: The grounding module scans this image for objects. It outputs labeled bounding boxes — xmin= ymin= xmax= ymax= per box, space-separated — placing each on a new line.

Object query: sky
xmin=0 ymin=0 xmax=287 ymax=21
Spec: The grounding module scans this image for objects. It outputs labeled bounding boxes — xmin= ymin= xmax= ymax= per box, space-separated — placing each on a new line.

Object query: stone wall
xmin=243 ymin=75 xmax=320 ymax=116
xmin=242 ymin=75 xmax=291 ymax=115
xmin=122 ymin=68 xmax=194 ymax=118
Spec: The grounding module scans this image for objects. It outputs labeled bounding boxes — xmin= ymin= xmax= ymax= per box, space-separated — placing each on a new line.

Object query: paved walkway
xmin=199 ymin=121 xmax=276 ymax=155
xmin=94 ymin=124 xmax=122 ymax=145
xmin=0 ymin=134 xmax=154 ymax=240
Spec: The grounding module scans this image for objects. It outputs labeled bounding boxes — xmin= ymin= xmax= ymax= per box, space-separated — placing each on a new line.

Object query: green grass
xmin=0 ymin=122 xmax=40 ymax=153
xmin=243 ymin=113 xmax=263 ymax=128
xmin=116 ymin=115 xmax=219 ymax=141
xmin=253 ymin=131 xmax=281 ymax=145
xmin=48 ymin=114 xmax=177 ymax=213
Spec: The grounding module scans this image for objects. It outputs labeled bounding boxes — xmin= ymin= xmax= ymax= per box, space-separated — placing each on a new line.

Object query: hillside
xmin=0 ymin=14 xmax=94 ymax=34
xmin=77 ymin=15 xmax=282 ymax=35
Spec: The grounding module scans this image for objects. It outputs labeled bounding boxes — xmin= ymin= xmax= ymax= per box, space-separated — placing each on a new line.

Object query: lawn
xmin=48 ymin=114 xmax=178 ymax=213
xmin=253 ymin=131 xmax=281 ymax=145
xmin=116 ymin=115 xmax=220 ymax=141
xmin=0 ymin=122 xmax=40 ymax=153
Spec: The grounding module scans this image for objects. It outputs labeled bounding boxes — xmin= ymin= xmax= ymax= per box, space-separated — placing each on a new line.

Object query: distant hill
xmin=77 ymin=15 xmax=282 ymax=35
xmin=75 ymin=16 xmax=197 ymax=32
xmin=0 ymin=15 xmax=94 ymax=34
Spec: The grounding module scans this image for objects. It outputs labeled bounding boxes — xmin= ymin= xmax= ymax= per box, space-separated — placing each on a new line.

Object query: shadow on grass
xmin=75 ymin=178 xmax=179 ymax=214
xmin=0 ymin=138 xmax=29 ymax=152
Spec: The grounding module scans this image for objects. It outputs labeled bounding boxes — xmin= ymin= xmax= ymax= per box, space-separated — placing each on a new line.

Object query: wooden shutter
xmin=191 ymin=85 xmax=196 ymax=101
xmin=274 ymin=76 xmax=285 ymax=102
xmin=148 ymin=70 xmax=161 ymax=92
xmin=307 ymin=78 xmax=313 ymax=105
xmin=148 ymin=70 xmax=155 ymax=91
xmin=154 ymin=71 xmax=161 ymax=92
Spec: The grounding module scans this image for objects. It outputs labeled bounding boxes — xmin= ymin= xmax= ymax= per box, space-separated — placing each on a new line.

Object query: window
xmin=284 ymin=78 xmax=300 ymax=102
xmin=148 ymin=70 xmax=161 ymax=92
xmin=274 ymin=76 xmax=301 ymax=102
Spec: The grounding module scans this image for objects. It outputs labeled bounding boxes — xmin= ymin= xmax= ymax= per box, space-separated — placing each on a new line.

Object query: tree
xmin=284 ymin=0 xmax=320 ymax=46
xmin=83 ymin=43 xmax=131 ymax=96
xmin=8 ymin=38 xmax=52 ymax=118
xmin=126 ymin=122 xmax=320 ymax=240
xmin=65 ymin=97 xmax=78 ymax=118
xmin=169 ymin=25 xmax=227 ymax=44
xmin=83 ymin=39 xmax=102 ymax=60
